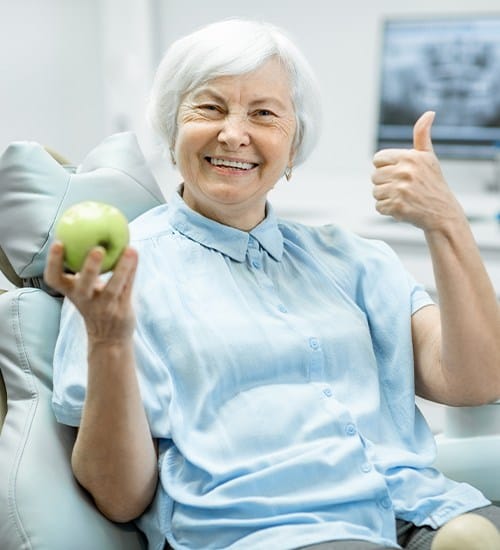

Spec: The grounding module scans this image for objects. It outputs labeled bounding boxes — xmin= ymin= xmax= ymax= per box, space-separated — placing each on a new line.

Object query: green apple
xmin=55 ymin=201 xmax=129 ymax=273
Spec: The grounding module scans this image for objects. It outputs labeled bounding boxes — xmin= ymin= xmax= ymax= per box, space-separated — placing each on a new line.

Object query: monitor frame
xmin=375 ymin=14 xmax=500 ymax=160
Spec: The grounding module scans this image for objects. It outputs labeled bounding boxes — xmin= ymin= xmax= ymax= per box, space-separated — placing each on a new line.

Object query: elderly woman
xmin=45 ymin=18 xmax=500 ymax=550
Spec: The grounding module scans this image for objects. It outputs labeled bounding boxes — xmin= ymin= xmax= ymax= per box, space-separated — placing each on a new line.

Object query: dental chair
xmin=0 ymin=133 xmax=165 ymax=550
xmin=434 ymin=403 xmax=500 ymax=505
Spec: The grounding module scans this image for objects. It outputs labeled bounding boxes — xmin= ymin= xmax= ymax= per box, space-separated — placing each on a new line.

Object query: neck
xmin=180 ymin=187 xmax=266 ymax=231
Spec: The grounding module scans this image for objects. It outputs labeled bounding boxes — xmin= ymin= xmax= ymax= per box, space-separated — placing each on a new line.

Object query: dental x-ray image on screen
xmin=376 ymin=16 xmax=500 ymax=159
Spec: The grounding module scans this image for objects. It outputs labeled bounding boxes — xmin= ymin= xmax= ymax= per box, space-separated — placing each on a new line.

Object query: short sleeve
xmin=51 ymin=299 xmax=88 ymax=427
xmin=357 ymin=237 xmax=435 ymax=320
xmin=52 ymin=290 xmax=173 ymax=438
xmin=410 ymin=277 xmax=435 ymax=315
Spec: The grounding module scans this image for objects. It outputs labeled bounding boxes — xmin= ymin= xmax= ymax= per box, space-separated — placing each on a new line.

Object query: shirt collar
xmin=167 ymin=189 xmax=284 ymax=262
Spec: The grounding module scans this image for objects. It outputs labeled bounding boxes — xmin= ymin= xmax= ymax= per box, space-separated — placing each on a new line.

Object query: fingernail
xmin=90 ymin=246 xmax=105 ymax=260
xmin=122 ymin=248 xmax=135 ymax=260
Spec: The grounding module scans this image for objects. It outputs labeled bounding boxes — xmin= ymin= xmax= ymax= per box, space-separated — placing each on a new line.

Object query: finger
xmin=119 ymin=248 xmax=139 ymax=302
xmin=374 ymin=197 xmax=400 ymax=219
xmin=413 ymin=111 xmax=435 ymax=152
xmin=43 ymin=241 xmax=73 ymax=293
xmin=76 ymin=247 xmax=106 ymax=298
xmin=103 ymin=247 xmax=138 ymax=299
xmin=372 ymin=149 xmax=404 ymax=168
xmin=119 ymin=252 xmax=138 ymax=303
xmin=372 ymin=182 xmax=392 ymax=201
xmin=371 ymin=165 xmax=395 ymax=186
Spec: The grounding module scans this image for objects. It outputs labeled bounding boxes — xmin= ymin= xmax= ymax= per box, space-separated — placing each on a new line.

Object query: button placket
xmin=307 ymin=336 xmax=324 ymax=381
xmin=345 ymin=423 xmax=357 ymax=436
xmin=378 ymin=496 xmax=392 ymax=510
xmin=361 ymin=462 xmax=372 ymax=473
xmin=246 ymin=239 xmax=263 ymax=273
xmin=246 ymin=240 xmax=287 ymax=314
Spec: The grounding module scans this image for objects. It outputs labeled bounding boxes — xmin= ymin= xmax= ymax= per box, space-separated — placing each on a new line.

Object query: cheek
xmin=175 ymin=126 xmax=208 ymax=166
xmin=264 ymin=134 xmax=295 ymax=166
xmin=174 ymin=144 xmax=202 ymax=185
xmin=263 ymin=121 xmax=296 ymax=160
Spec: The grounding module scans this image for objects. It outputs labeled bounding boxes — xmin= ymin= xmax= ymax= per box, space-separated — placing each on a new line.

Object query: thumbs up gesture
xmin=372 ymin=111 xmax=464 ymax=232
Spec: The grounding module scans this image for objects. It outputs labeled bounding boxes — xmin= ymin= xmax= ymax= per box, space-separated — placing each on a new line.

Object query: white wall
xmin=0 ymin=1 xmax=102 ymax=289
xmin=153 ymin=0 xmax=500 ymax=199
xmin=0 ymin=0 xmax=156 ymax=290
xmin=0 ymin=0 xmax=107 ymax=161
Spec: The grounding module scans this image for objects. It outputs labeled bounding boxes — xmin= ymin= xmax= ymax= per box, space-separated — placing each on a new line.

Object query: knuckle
xmin=397 ymin=168 xmax=413 ymax=182
xmin=397 ymin=181 xmax=412 ymax=198
xmin=393 ymin=195 xmax=407 ymax=214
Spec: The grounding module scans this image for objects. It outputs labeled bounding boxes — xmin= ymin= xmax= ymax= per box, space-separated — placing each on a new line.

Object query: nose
xmin=217 ymin=114 xmax=250 ymax=150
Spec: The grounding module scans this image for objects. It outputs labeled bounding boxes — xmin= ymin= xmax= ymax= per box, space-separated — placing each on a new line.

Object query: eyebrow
xmin=191 ymin=87 xmax=290 ymax=111
xmin=190 ymin=88 xmax=225 ymax=103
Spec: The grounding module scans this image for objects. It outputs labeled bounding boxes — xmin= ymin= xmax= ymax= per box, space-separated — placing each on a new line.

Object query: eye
xmin=196 ymin=104 xmax=224 ymax=119
xmin=200 ymin=104 xmax=223 ymax=113
xmin=254 ymin=109 xmax=274 ymax=117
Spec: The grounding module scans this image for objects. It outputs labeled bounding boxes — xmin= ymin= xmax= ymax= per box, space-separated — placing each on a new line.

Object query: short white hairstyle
xmin=147 ymin=18 xmax=322 ymax=166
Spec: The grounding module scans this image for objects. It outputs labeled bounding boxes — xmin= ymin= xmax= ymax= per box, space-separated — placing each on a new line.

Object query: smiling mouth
xmin=205 ymin=157 xmax=258 ymax=171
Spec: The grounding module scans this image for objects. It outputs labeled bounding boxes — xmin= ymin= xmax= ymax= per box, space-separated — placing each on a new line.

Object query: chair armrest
xmin=0 ymin=289 xmax=146 ymax=549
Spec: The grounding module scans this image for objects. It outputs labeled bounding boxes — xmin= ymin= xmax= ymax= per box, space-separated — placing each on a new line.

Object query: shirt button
xmin=323 ymin=388 xmax=332 ymax=397
xmin=361 ymin=462 xmax=372 ymax=473
xmin=379 ymin=497 xmax=392 ymax=510
xmin=309 ymin=337 xmax=320 ymax=350
xmin=278 ymin=304 xmax=288 ymax=313
xmin=345 ymin=423 xmax=357 ymax=436
xmin=251 ymin=260 xmax=261 ymax=269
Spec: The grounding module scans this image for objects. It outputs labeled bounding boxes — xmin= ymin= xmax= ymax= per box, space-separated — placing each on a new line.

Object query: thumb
xmin=413 ymin=111 xmax=435 ymax=152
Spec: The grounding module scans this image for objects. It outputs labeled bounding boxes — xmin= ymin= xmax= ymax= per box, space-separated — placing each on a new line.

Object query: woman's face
xmin=174 ymin=57 xmax=296 ymax=230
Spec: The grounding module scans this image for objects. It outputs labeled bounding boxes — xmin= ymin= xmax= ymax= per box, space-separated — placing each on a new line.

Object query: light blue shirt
xmin=52 ymin=190 xmax=489 ymax=550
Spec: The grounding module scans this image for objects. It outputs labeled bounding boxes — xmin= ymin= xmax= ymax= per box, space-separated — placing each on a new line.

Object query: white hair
xmin=147 ymin=18 xmax=322 ymax=166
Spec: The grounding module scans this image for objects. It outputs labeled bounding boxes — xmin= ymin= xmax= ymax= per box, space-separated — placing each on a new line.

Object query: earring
xmin=169 ymin=148 xmax=176 ymax=165
xmin=284 ymin=166 xmax=293 ymax=182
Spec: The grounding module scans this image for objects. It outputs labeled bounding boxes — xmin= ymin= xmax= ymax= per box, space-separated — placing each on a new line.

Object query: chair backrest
xmin=0 ymin=133 xmax=166 ymax=550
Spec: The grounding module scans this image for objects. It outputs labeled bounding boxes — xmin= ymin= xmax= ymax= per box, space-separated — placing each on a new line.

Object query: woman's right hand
xmin=46 ymin=242 xmax=158 ymax=521
xmin=43 ymin=241 xmax=138 ymax=344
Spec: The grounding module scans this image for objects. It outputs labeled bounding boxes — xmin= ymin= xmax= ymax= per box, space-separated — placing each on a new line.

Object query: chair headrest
xmin=0 ymin=132 xmax=165 ymax=285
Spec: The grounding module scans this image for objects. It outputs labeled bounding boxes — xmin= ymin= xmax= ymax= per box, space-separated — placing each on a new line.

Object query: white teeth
xmin=209 ymin=157 xmax=255 ymax=170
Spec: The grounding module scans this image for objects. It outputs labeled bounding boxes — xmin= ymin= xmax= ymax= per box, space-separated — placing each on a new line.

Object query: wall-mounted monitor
xmin=376 ymin=15 xmax=500 ymax=160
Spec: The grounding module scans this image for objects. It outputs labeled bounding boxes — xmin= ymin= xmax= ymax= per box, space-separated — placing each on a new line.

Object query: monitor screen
xmin=376 ymin=15 xmax=500 ymax=159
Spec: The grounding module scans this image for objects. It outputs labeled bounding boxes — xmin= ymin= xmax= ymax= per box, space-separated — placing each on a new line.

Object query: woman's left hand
xmin=373 ymin=111 xmax=500 ymax=406
xmin=371 ymin=111 xmax=465 ymax=233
